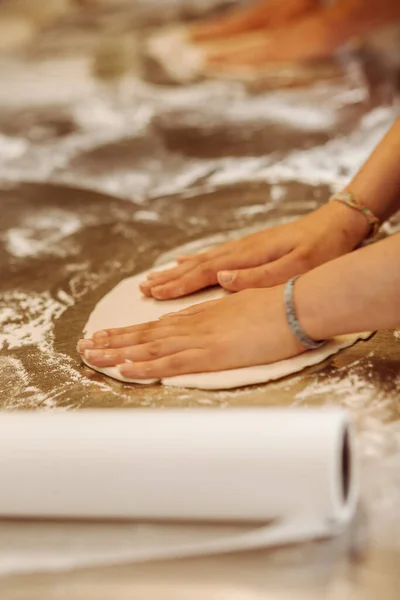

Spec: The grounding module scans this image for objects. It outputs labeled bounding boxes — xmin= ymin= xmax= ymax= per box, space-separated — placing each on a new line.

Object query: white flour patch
xmin=2 ymin=209 xmax=83 ymax=259
xmin=295 ymin=371 xmax=377 ymax=409
xmin=0 ymin=357 xmax=47 ymax=410
xmin=133 ymin=210 xmax=160 ymax=223
xmin=0 ymin=56 xmax=377 ymax=201
xmin=0 ymin=291 xmax=72 ymax=351
xmin=208 ymin=106 xmax=398 ymax=191
xmin=0 ymin=284 xmax=115 ymax=410
xmin=0 ymin=57 xmax=96 ymax=109
xmin=0 ymin=134 xmax=28 ymax=163
xmin=158 ymin=84 xmax=342 ymax=131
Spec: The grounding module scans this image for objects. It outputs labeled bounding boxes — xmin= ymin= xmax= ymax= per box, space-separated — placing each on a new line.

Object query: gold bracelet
xmin=329 ymin=190 xmax=380 ymax=239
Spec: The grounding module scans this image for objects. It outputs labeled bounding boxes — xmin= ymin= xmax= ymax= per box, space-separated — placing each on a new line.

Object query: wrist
xmin=324 ymin=198 xmax=371 ymax=248
xmin=284 ymin=277 xmax=326 ymax=350
xmin=293 ymin=271 xmax=338 ymax=342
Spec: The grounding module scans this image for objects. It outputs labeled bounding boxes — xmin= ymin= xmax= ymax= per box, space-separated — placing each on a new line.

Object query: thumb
xmin=217 ymin=252 xmax=302 ymax=291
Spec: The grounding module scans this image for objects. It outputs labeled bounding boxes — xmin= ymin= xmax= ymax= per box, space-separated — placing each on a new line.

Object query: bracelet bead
xmin=284 ymin=277 xmax=326 ymax=351
xmin=329 ymin=190 xmax=380 ymax=239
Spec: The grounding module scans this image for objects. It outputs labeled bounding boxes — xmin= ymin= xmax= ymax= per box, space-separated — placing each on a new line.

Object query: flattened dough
xmin=82 ymin=263 xmax=371 ymax=390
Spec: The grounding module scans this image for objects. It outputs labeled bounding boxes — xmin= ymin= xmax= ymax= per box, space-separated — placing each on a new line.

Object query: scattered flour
xmin=295 ymin=371 xmax=376 ymax=408
xmin=0 ymin=133 xmax=28 ymax=163
xmin=133 ymin=210 xmax=161 ymax=223
xmin=0 ymin=55 xmax=387 ymax=201
xmin=0 ymin=57 xmax=96 ymax=109
xmin=0 ymin=6 xmax=398 ymax=574
xmin=0 ymin=272 xmax=124 ymax=410
xmin=0 ymin=291 xmax=72 ymax=351
xmin=2 ymin=209 xmax=83 ymax=259
xmin=0 ymin=357 xmax=47 ymax=410
xmin=294 ymin=363 xmax=395 ymax=422
xmin=208 ymin=106 xmax=398 ymax=191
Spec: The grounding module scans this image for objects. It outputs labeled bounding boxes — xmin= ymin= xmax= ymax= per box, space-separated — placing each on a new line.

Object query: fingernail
xmin=218 ymin=271 xmax=235 ymax=284
xmin=85 ymin=350 xmax=112 ymax=361
xmin=146 ymin=272 xmax=159 ymax=280
xmin=151 ymin=287 xmax=165 ymax=299
xmin=140 ymin=285 xmax=150 ymax=296
xmin=119 ymin=366 xmax=131 ymax=377
xmin=77 ymin=339 xmax=94 ymax=352
xmin=93 ymin=330 xmax=108 ymax=340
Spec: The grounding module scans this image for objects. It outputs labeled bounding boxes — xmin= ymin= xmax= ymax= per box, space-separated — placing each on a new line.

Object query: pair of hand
xmin=78 ymin=202 xmax=367 ymax=378
xmin=188 ymin=0 xmax=328 ymax=68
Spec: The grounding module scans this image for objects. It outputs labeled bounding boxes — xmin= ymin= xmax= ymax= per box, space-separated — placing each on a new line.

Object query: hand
xmin=189 ymin=0 xmax=319 ymax=42
xmin=78 ymin=287 xmax=305 ymax=379
xmin=203 ymin=14 xmax=335 ymax=67
xmin=140 ymin=202 xmax=369 ymax=300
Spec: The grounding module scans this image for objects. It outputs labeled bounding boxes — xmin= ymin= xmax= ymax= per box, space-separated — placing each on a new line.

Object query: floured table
xmin=2 ymin=179 xmax=398 ymax=409
xmin=0 ymin=181 xmax=400 ymax=600
xmin=0 ymin=15 xmax=400 ymax=596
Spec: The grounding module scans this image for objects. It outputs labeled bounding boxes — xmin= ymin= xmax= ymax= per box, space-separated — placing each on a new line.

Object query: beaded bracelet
xmin=329 ymin=190 xmax=380 ymax=239
xmin=284 ymin=277 xmax=326 ymax=351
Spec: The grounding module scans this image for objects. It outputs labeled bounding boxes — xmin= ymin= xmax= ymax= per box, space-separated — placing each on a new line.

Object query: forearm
xmin=325 ymin=0 xmax=400 ymax=50
xmin=321 ymin=117 xmax=400 ymax=244
xmin=297 ymin=233 xmax=400 ymax=340
xmin=344 ymin=117 xmax=400 ymax=223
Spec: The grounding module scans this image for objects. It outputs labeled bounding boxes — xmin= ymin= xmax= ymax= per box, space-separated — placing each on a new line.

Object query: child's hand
xmin=79 ymin=286 xmax=304 ymax=379
xmin=140 ymin=201 xmax=369 ymax=300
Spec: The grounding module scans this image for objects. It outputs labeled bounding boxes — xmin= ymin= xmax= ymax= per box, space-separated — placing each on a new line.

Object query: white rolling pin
xmin=0 ymin=409 xmax=358 ymax=548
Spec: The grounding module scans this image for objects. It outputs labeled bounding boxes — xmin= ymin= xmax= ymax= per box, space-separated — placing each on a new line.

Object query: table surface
xmin=0 ymin=4 xmax=400 ymax=598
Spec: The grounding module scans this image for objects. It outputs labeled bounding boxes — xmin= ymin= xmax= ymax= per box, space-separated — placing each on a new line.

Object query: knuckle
xmin=167 ymin=354 xmax=183 ymax=370
xmin=152 ymin=286 xmax=168 ymax=299
xmin=134 ymin=331 xmax=146 ymax=345
xmin=122 ymin=348 xmax=133 ymax=360
xmin=137 ymin=364 xmax=154 ymax=377
xmin=147 ymin=341 xmax=162 ymax=358
xmin=175 ymin=282 xmax=189 ymax=297
xmin=135 ymin=329 xmax=152 ymax=345
xmin=192 ymin=252 xmax=207 ymax=262
xmin=199 ymin=264 xmax=216 ymax=283
xmin=295 ymin=248 xmax=313 ymax=270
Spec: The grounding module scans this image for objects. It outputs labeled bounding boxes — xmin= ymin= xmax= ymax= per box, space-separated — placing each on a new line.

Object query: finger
xmin=118 ymin=349 xmax=213 ymax=379
xmin=217 ymin=250 xmax=307 ymax=291
xmin=189 ymin=9 xmax=258 ymax=42
xmin=84 ymin=337 xmax=196 ymax=368
xmin=146 ymin=238 xmax=264 ymax=296
xmin=177 ymin=244 xmax=229 ymax=264
xmin=173 ymin=298 xmax=223 ymax=317
xmin=206 ymin=45 xmax=267 ymax=66
xmin=159 ymin=299 xmax=221 ymax=319
xmin=145 ymin=261 xmax=195 ymax=285
xmin=89 ymin=326 xmax=191 ymax=350
xmin=148 ymin=255 xmax=248 ymax=300
xmin=176 ymin=254 xmax=193 ymax=263
xmin=91 ymin=317 xmax=183 ymax=340
xmin=149 ymin=266 xmax=218 ymax=299
xmin=139 ymin=281 xmax=153 ymax=297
